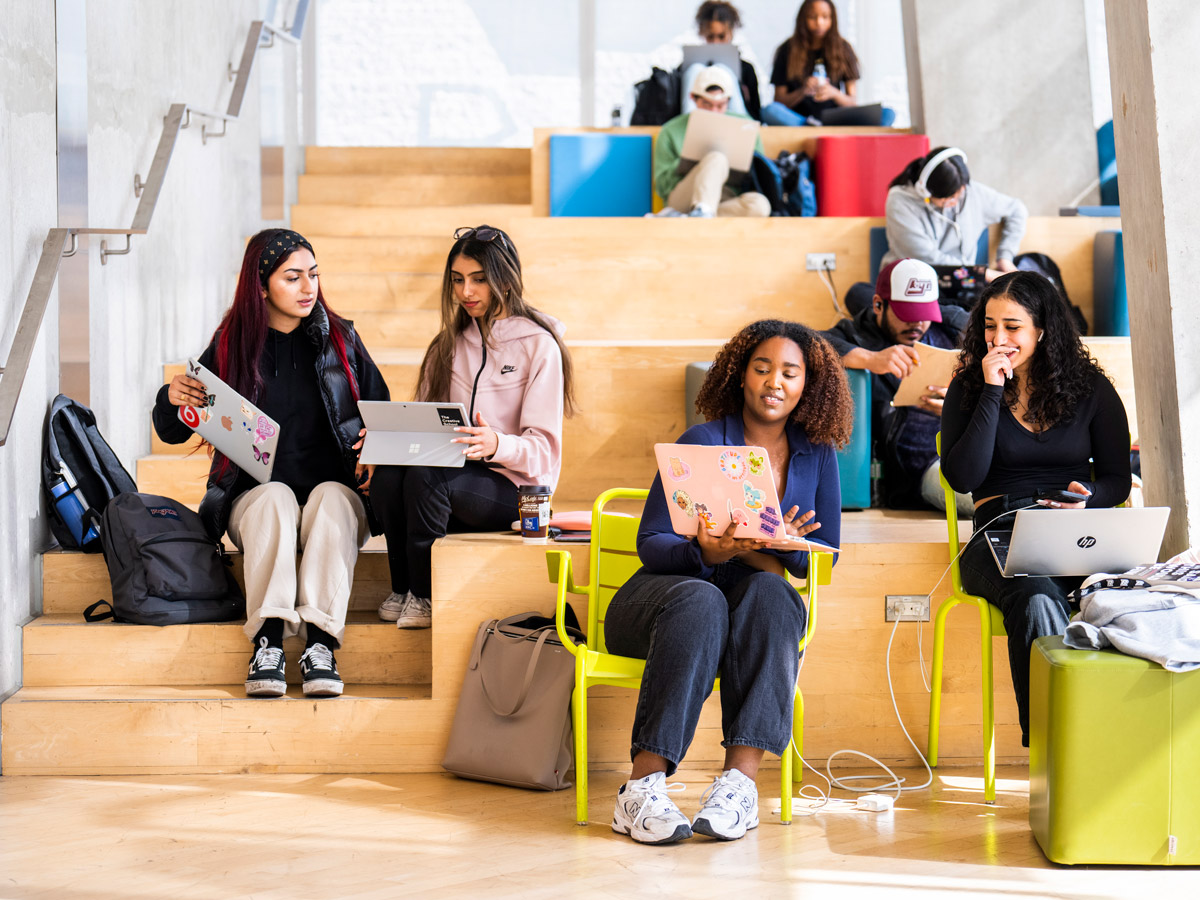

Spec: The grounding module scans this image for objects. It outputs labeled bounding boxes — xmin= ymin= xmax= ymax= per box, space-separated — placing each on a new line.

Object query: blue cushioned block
xmin=549 ymin=134 xmax=652 ymax=217
xmin=836 ymin=369 xmax=871 ymax=509
xmin=1093 ymin=230 xmax=1129 ymax=336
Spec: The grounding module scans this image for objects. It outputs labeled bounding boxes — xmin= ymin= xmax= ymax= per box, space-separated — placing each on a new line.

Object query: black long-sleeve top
xmin=940 ymin=369 xmax=1131 ymax=510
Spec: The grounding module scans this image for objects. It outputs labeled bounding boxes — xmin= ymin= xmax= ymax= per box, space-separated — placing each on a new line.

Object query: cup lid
xmin=520 ymin=485 xmax=552 ymax=494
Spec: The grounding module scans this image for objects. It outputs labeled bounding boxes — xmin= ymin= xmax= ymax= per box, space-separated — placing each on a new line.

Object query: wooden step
xmin=292 ymin=203 xmax=531 ymax=238
xmin=298 ymin=174 xmax=531 ymax=207
xmin=322 ymin=272 xmax=441 ymax=312
xmin=22 ymin=612 xmax=429 ymax=686
xmin=42 ymin=542 xmax=393 ymax=616
xmin=305 ymin=147 xmax=530 ymax=176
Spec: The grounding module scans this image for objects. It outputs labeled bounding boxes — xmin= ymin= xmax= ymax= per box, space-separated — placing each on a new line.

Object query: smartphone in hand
xmin=1035 ymin=489 xmax=1090 ymax=504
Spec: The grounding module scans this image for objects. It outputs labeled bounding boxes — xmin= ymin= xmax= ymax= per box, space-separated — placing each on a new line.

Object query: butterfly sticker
xmin=743 ymin=481 xmax=766 ymax=511
xmin=253 ymin=445 xmax=271 ymax=466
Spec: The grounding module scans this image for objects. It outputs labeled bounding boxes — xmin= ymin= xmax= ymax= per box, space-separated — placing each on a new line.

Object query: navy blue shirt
xmin=638 ymin=413 xmax=842 ymax=580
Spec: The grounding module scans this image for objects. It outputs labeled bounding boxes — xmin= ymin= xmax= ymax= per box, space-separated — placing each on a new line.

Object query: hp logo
xmin=1077 ymin=536 xmax=1097 ymax=549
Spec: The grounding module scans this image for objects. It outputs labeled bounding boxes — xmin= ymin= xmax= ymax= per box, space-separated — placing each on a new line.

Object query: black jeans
xmin=603 ymin=561 xmax=807 ymax=776
xmin=371 ymin=463 xmax=518 ymax=598
xmin=959 ymin=497 xmax=1081 ymax=744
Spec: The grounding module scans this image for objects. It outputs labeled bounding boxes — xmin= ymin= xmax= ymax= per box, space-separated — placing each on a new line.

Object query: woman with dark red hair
xmin=152 ymin=228 xmax=389 ymax=699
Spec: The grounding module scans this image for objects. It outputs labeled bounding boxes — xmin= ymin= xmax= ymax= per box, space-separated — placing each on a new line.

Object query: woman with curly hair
xmin=605 ymin=319 xmax=852 ymax=845
xmin=941 ymin=271 xmax=1131 ymax=746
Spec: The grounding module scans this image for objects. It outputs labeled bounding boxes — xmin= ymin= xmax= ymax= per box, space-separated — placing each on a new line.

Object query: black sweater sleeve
xmin=939 ymin=378 xmax=1003 ymax=494
xmin=152 ymin=341 xmax=219 ymax=445
xmin=1079 ymin=374 xmax=1132 ymax=508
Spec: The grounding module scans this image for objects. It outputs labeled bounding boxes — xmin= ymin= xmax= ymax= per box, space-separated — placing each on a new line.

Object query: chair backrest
xmin=868 ymin=226 xmax=991 ymax=282
xmin=588 ymin=488 xmax=650 ymax=654
xmin=935 ymin=432 xmax=969 ymax=594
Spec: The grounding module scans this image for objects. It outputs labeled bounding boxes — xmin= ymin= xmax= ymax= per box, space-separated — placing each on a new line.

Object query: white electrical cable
xmin=817 ymin=264 xmax=847 ymax=318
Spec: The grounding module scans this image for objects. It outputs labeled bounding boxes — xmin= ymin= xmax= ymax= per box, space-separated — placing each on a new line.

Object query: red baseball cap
xmin=876 ymin=258 xmax=942 ymax=323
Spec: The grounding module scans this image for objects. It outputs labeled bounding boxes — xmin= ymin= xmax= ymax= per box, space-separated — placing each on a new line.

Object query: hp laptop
xmin=985 ymin=507 xmax=1170 ymax=578
xmin=653 ymin=443 xmax=838 ymax=553
xmin=179 ymin=359 xmax=280 ymax=484
xmin=357 ymin=400 xmax=469 ymax=468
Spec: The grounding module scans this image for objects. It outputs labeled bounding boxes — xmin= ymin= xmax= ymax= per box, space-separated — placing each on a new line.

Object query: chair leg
xmin=573 ymin=663 xmax=589 ymax=825
xmin=927 ymin=600 xmax=956 ymax=767
xmin=979 ymin=608 xmax=997 ymax=805
xmin=781 ymin=688 xmax=804 ymax=825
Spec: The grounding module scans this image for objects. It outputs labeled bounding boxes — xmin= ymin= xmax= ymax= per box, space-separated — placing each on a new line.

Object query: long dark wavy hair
xmin=954 ymin=271 xmax=1103 ymax=429
xmin=696 ymin=319 xmax=854 ymax=448
xmin=890 ymin=146 xmax=971 ymax=198
xmin=208 ymin=228 xmax=357 ymax=479
xmin=785 ymin=0 xmax=858 ymax=85
xmin=416 ymin=226 xmax=576 ymax=416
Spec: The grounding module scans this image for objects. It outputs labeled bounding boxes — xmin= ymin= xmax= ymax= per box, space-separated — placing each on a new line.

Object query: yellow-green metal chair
xmin=546 ymin=487 xmax=834 ymax=825
xmin=926 ymin=434 xmax=1006 ymax=804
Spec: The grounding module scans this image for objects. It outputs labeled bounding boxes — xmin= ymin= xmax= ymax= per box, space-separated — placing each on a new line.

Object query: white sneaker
xmin=645 ymin=206 xmax=684 ymax=218
xmin=692 ymin=768 xmax=759 ymax=840
xmin=611 ymin=772 xmax=692 ymax=844
xmin=687 ymin=203 xmax=715 ymax=218
xmin=396 ymin=593 xmax=432 ymax=629
xmin=377 ymin=591 xmax=407 ymax=622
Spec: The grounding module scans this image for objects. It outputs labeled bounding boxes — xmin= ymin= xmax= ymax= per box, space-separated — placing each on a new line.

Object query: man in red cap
xmin=823 ymin=258 xmax=972 ymax=512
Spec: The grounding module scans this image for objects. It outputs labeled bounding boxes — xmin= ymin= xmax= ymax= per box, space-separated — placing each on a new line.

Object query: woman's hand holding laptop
xmin=166 ymin=372 xmax=208 ymax=408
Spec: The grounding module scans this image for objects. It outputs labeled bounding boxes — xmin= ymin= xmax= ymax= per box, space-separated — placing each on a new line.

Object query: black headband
xmin=259 ymin=230 xmax=313 ymax=284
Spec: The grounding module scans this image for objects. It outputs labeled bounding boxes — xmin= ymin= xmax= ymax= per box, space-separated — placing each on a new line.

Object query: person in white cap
xmin=650 ymin=65 xmax=770 ymax=218
xmin=822 ymin=258 xmax=973 ymax=513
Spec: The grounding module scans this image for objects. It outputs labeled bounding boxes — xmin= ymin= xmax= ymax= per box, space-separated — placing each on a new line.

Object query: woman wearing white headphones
xmin=882 ymin=146 xmax=1028 ymax=282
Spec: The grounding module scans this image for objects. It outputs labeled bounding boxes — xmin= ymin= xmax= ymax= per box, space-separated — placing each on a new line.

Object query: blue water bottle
xmin=48 ymin=469 xmax=99 ymax=546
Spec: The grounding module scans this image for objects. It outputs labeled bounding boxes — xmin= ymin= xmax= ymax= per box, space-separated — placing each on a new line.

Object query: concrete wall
xmin=85 ymin=1 xmax=266 ymax=468
xmin=0 ymin=7 xmax=59 ymax=710
xmin=903 ymin=0 xmax=1097 ymax=213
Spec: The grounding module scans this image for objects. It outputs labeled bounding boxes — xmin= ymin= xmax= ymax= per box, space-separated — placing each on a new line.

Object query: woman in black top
xmin=941 ymin=271 xmax=1131 ymax=744
xmin=761 ymin=0 xmax=860 ymax=126
xmin=154 ymin=229 xmax=389 ymax=699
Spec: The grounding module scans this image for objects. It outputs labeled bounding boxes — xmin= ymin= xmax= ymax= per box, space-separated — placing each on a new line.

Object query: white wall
xmin=85 ymin=1 xmax=266 ymax=468
xmin=0 ymin=6 xmax=59 ymax=710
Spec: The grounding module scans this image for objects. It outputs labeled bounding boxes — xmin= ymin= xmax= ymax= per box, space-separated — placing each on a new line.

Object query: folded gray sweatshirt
xmin=1063 ymin=576 xmax=1200 ymax=671
xmin=881 ymin=182 xmax=1028 ymax=268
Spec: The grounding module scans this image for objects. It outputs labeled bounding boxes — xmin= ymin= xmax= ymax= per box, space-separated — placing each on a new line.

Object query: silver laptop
xmin=357 ymin=400 xmax=469 ymax=468
xmin=985 ymin=507 xmax=1170 ymax=578
xmin=681 ymin=43 xmax=741 ymax=74
xmin=679 ymin=108 xmax=758 ymax=174
xmin=179 ymin=359 xmax=280 ymax=484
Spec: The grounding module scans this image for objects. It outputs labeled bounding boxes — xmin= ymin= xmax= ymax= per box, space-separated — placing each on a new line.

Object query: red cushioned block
xmin=814 ymin=134 xmax=931 ymax=216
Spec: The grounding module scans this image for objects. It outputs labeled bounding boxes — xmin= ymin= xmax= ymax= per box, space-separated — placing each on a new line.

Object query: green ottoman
xmin=1029 ymin=636 xmax=1200 ymax=864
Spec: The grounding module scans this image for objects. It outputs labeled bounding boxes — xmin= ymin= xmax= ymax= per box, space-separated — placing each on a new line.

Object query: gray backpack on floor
xmin=84 ymin=492 xmax=244 ymax=625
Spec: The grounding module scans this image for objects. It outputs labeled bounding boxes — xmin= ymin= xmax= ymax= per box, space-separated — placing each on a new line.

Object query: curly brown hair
xmin=695 ymin=319 xmax=854 ymax=448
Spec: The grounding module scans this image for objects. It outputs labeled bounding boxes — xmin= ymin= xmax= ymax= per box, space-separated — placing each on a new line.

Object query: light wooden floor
xmin=1 ymin=767 xmax=1194 ymax=898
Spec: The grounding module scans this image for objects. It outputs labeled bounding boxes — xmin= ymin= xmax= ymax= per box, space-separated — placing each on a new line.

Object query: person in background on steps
xmin=369 ymin=225 xmax=575 ymax=629
xmin=651 ymin=66 xmax=770 ymax=218
xmin=153 ymin=228 xmax=389 ymax=699
xmin=761 ymin=0 xmax=860 ymax=126
xmin=607 ymin=319 xmax=851 ymax=845
xmin=940 ymin=271 xmax=1131 ymax=747
xmin=690 ymin=1 xmax=762 ymax=121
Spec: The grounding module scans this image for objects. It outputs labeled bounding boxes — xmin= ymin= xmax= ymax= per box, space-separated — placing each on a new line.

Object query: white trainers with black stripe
xmin=691 ymin=767 xmax=759 ymax=840
xmin=245 ymin=637 xmax=286 ymax=697
xmin=611 ymin=772 xmax=692 ymax=845
xmin=299 ymin=642 xmax=343 ymax=697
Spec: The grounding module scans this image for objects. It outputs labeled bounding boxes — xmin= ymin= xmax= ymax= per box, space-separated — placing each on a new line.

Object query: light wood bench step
xmin=298 ymin=174 xmax=531 ymax=207
xmin=292 ymin=203 xmax=531 ymax=238
xmin=22 ymin=612 xmax=429 ymax=687
xmin=305 ymin=147 xmax=530 ymax=176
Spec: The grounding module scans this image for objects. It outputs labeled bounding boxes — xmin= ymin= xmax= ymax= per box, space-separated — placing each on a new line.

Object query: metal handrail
xmin=0 ymin=1 xmax=310 ymax=446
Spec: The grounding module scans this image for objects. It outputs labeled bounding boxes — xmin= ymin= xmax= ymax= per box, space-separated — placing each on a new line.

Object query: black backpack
xmin=84 ymin=492 xmax=245 ymax=625
xmin=630 ymin=67 xmax=681 ymax=126
xmin=42 ymin=394 xmax=137 ymax=552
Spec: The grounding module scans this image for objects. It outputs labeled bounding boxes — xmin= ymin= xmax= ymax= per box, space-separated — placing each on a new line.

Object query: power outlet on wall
xmin=805 ymin=252 xmax=837 ymax=271
xmin=885 ymin=594 xmax=930 ymax=622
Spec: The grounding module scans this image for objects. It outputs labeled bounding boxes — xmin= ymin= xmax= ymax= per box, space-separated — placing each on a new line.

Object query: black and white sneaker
xmin=299 ymin=643 xmax=344 ymax=697
xmin=245 ymin=637 xmax=287 ymax=697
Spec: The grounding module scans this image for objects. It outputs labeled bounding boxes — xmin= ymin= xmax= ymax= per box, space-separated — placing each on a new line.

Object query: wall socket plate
xmin=885 ymin=594 xmax=930 ymax=622
xmin=805 ymin=252 xmax=837 ymax=271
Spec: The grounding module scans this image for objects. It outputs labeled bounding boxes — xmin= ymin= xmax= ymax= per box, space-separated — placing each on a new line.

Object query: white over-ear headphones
xmin=914 ymin=147 xmax=968 ymax=201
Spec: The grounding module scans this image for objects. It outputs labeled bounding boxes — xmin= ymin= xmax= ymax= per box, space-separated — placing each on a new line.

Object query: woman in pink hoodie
xmin=370 ymin=225 xmax=576 ymax=628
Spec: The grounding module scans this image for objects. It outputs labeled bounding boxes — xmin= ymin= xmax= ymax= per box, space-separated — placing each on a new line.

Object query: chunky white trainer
xmin=396 ymin=594 xmax=432 ymax=629
xmin=692 ymin=767 xmax=759 ymax=840
xmin=377 ymin=591 xmax=408 ymax=622
xmin=611 ymin=772 xmax=692 ymax=845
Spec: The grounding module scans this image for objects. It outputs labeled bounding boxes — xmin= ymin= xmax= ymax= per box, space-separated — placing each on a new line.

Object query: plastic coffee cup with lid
xmin=518 ymin=485 xmax=552 ymax=543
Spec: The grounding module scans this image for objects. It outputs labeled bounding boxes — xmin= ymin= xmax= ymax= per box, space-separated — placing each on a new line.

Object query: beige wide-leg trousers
xmin=667 ymin=150 xmax=771 ymax=217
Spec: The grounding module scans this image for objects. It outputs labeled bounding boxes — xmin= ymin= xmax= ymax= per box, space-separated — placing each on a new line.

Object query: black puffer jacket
xmin=152 ymin=304 xmax=389 ymax=538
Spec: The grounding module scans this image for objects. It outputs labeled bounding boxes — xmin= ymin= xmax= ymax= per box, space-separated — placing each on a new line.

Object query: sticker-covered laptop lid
xmin=178 ymin=358 xmax=279 ymax=484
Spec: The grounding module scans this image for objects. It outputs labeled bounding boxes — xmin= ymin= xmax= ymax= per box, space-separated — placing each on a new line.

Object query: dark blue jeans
xmin=604 ymin=561 xmax=807 ymax=776
xmin=959 ymin=528 xmax=1080 ymax=745
xmin=371 ymin=463 xmax=518 ymax=598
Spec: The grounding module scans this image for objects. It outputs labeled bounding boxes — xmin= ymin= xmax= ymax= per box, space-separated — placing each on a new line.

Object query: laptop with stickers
xmin=356 ymin=400 xmax=469 ymax=468
xmin=179 ymin=359 xmax=280 ymax=484
xmin=984 ymin=507 xmax=1170 ymax=578
xmin=653 ymin=443 xmax=838 ymax=553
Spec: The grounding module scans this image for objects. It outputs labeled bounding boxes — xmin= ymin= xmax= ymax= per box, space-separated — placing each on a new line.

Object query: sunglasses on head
xmin=453 ymin=225 xmax=511 ymax=251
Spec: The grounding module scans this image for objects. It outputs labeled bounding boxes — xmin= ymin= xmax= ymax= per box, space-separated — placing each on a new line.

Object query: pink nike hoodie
xmin=447 ymin=315 xmax=566 ymax=491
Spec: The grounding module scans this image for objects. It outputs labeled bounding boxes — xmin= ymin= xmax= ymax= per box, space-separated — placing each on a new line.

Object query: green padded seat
xmin=1029 ymin=636 xmax=1200 ymax=865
